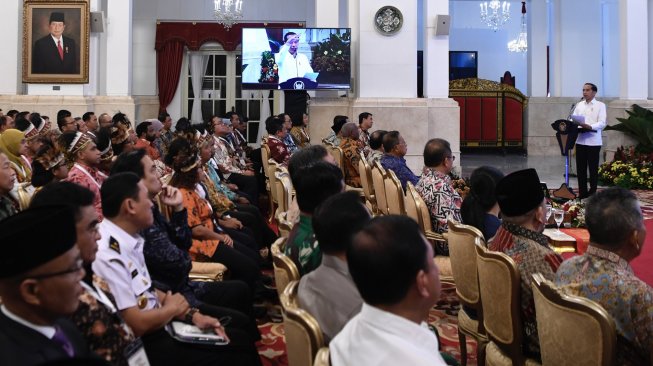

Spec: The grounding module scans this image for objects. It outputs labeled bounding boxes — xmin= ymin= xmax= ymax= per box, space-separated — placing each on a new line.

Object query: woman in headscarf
xmin=0 ymin=129 xmax=32 ymax=182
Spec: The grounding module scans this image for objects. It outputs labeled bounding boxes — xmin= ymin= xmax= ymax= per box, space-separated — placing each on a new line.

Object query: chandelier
xmin=213 ymin=0 xmax=243 ymax=30
xmin=507 ymin=2 xmax=527 ymax=53
xmin=480 ymin=0 xmax=510 ymax=31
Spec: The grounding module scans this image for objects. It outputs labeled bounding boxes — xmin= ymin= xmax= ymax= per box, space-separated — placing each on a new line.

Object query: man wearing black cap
xmin=32 ymin=12 xmax=78 ymax=74
xmin=488 ymin=168 xmax=563 ymax=359
xmin=0 ymin=206 xmax=93 ymax=365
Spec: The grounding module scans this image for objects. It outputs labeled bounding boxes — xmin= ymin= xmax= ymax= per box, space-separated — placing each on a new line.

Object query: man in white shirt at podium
xmin=276 ymin=32 xmax=315 ymax=84
xmin=571 ymin=83 xmax=606 ymax=199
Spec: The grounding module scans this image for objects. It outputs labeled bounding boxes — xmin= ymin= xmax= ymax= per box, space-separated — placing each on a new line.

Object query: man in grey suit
xmin=32 ymin=12 xmax=78 ymax=74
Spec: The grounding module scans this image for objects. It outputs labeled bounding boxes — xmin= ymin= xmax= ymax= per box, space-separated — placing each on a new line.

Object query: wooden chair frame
xmin=371 ymin=160 xmax=388 ymax=215
xmin=448 ymin=220 xmax=488 ymax=365
xmin=384 ymin=169 xmax=405 ymax=215
xmin=531 ymin=273 xmax=616 ymax=366
xmin=284 ymin=305 xmax=325 ymax=366
xmin=475 ymin=241 xmax=528 ymax=365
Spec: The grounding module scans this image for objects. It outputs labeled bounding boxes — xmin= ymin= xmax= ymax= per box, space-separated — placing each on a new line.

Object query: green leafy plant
xmin=599 ymin=146 xmax=653 ymax=189
xmin=258 ymin=51 xmax=278 ymax=83
xmin=605 ymin=104 xmax=653 ymax=153
xmin=310 ymin=30 xmax=351 ymax=73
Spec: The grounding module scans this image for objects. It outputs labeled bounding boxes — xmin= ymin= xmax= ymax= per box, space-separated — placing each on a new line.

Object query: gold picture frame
xmin=22 ymin=0 xmax=90 ymax=83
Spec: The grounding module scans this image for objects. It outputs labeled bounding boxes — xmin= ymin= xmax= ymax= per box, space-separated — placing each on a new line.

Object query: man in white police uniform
xmin=93 ymin=172 xmax=262 ymax=365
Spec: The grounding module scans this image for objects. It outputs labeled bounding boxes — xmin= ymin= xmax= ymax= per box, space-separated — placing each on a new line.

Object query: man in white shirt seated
xmin=297 ymin=191 xmax=369 ymax=343
xmin=330 ymin=215 xmax=447 ymax=366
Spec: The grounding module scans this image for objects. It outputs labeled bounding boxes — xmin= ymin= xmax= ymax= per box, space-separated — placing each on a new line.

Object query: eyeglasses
xmin=29 ymin=259 xmax=84 ymax=280
xmin=446 ymin=155 xmax=456 ymax=162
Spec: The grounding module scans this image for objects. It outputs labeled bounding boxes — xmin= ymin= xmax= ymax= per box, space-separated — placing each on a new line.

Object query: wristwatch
xmin=185 ymin=307 xmax=199 ymax=323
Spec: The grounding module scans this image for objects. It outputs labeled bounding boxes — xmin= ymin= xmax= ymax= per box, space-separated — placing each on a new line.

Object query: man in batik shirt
xmin=339 ymin=123 xmax=362 ymax=188
xmin=489 ymin=168 xmax=563 ymax=360
xmin=357 ymin=112 xmax=373 ymax=156
xmin=556 ymin=187 xmax=653 ymax=366
xmin=265 ymin=118 xmax=290 ymax=165
xmin=415 ymin=138 xmax=461 ymax=255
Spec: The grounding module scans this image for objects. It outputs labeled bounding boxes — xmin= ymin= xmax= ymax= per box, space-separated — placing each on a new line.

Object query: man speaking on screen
xmin=276 ymin=32 xmax=315 ymax=84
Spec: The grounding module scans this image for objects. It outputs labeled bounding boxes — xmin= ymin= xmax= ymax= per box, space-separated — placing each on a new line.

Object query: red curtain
xmin=156 ymin=40 xmax=184 ymax=113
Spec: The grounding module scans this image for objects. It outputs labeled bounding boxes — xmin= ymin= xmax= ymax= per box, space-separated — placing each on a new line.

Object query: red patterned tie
xmin=57 ymin=40 xmax=64 ymax=61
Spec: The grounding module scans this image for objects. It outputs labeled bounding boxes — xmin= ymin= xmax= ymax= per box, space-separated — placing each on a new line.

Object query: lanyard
xmin=80 ymin=281 xmax=118 ymax=313
xmin=73 ymin=163 xmax=101 ymax=188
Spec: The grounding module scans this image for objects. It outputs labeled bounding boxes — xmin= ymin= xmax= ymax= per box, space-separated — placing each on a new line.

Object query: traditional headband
xmin=67 ymin=132 xmax=91 ymax=154
xmin=23 ymin=123 xmax=39 ymax=141
xmin=179 ymin=156 xmax=200 ymax=173
xmin=100 ymin=141 xmax=114 ymax=161
xmin=47 ymin=153 xmax=65 ymax=170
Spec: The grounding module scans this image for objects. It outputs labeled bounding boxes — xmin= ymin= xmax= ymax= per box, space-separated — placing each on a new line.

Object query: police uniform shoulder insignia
xmin=109 ymin=236 xmax=121 ymax=254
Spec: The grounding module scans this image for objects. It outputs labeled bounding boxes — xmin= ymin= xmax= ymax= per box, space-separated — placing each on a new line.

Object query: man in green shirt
xmin=284 ymin=161 xmax=344 ymax=275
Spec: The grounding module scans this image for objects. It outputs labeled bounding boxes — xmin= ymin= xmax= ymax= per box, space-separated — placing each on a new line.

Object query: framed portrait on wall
xmin=22 ymin=0 xmax=89 ymax=83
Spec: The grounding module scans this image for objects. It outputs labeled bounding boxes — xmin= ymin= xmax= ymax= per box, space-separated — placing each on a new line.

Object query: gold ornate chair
xmin=371 ymin=161 xmax=388 ymax=215
xmin=531 ymin=273 xmax=616 ymax=366
xmin=475 ymin=243 xmax=541 ymax=366
xmin=448 ymin=220 xmax=488 ymax=365
xmin=358 ymin=158 xmax=377 ymax=214
xmin=405 ymin=182 xmax=453 ymax=280
xmin=275 ymin=168 xmax=295 ymax=237
xmin=271 ymin=237 xmax=300 ymax=298
xmin=283 ymin=305 xmax=325 ymax=366
xmin=313 ymin=347 xmax=330 ymax=366
xmin=280 ymin=279 xmax=299 ymax=311
xmin=384 ymin=169 xmax=405 ymax=215
xmin=266 ymin=158 xmax=281 ymax=221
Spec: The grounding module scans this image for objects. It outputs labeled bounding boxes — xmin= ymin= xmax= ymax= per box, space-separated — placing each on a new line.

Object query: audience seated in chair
xmin=289 ymin=112 xmax=311 ymax=149
xmin=555 ymin=187 xmax=653 ymax=366
xmin=461 ymin=166 xmax=504 ymax=240
xmin=298 ymin=191 xmax=369 ymax=343
xmin=330 ymin=215 xmax=447 ymax=366
xmin=366 ymin=129 xmax=387 ymax=166
xmin=265 ymin=116 xmax=291 ymax=165
xmin=339 ymin=122 xmax=363 ymax=188
xmin=0 ymin=205 xmax=95 ymax=365
xmin=93 ymin=172 xmax=262 ymax=365
xmin=380 ymin=131 xmax=418 ymax=190
xmin=0 ymin=152 xmax=19 ymax=221
xmin=415 ymin=138 xmax=462 ymax=255
xmin=284 ymin=146 xmax=338 ymax=226
xmin=488 ymin=168 xmax=563 ymax=359
xmin=284 ymin=161 xmax=344 ymax=275
xmin=164 ymin=139 xmax=264 ymax=297
xmin=110 ymin=150 xmax=262 ymax=334
xmin=323 ymin=115 xmax=348 ymax=147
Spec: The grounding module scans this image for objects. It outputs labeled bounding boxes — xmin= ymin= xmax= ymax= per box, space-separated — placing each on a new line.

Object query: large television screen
xmin=241 ymin=27 xmax=351 ymax=90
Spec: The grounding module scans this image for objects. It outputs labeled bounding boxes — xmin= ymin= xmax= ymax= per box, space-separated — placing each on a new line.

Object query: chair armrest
xmin=189 ymin=262 xmax=227 ymax=282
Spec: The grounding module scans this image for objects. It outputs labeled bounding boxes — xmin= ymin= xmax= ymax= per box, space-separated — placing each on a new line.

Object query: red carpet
xmin=630 ymin=219 xmax=653 ymax=286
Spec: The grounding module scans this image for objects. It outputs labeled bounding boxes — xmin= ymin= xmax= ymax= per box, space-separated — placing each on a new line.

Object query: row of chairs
xmin=359 ymin=157 xmax=453 ymax=279
xmin=448 ymin=220 xmax=616 ymax=366
xmin=272 ymin=238 xmax=330 ymax=366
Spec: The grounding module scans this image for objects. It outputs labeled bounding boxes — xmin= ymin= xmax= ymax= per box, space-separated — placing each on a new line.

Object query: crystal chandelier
xmin=213 ymin=0 xmax=243 ymax=30
xmin=480 ymin=0 xmax=510 ymax=31
xmin=507 ymin=2 xmax=527 ymax=53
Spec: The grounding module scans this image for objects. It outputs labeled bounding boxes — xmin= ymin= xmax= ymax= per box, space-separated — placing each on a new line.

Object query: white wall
xmin=601 ymin=0 xmax=620 ymax=98
xmin=449 ymin=1 xmax=528 ymax=93
xmin=131 ymin=0 xmax=315 ymax=96
xmin=358 ymin=0 xmax=418 ymax=98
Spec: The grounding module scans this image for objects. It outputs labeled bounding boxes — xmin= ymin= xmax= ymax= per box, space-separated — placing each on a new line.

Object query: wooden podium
xmin=449 ymin=78 xmax=528 ymax=150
